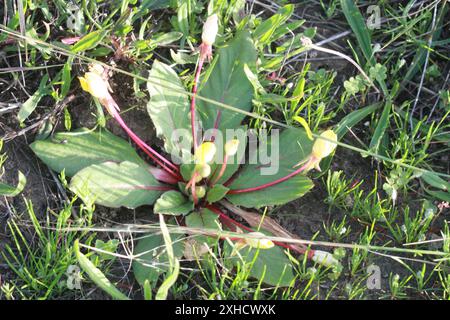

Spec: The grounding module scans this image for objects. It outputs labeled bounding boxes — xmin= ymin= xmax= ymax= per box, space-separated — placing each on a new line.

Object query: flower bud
xmin=312 ymin=250 xmax=340 ymax=268
xmin=224 ymin=139 xmax=239 ymax=157
xmin=202 ymin=14 xmax=218 ymax=46
xmin=195 ymin=163 xmax=211 ymax=179
xmin=312 ymin=130 xmax=337 ymax=160
xmin=245 ymin=232 xmax=274 ymax=249
xmin=194 ymin=142 xmax=217 ymax=164
xmin=195 ymin=186 xmax=206 ymax=198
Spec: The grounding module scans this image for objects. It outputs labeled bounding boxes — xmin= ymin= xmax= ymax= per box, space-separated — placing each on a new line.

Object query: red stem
xmin=191 ymin=58 xmax=205 ymax=151
xmin=209 ymin=155 xmax=228 ymax=186
xmin=206 ymin=205 xmax=309 ymax=255
xmin=111 ymin=109 xmax=181 ymax=180
xmin=227 ymin=158 xmax=313 ymax=194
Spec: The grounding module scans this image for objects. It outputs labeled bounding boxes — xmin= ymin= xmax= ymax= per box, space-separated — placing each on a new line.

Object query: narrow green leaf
xmin=17 ymin=74 xmax=49 ymax=123
xmin=74 ymin=240 xmax=130 ymax=300
xmin=422 ymin=172 xmax=449 ymax=191
xmin=71 ymin=29 xmax=107 ymax=53
xmin=335 ymin=103 xmax=380 ymax=139
xmin=369 ymin=101 xmax=392 ymax=153
xmin=340 ymin=0 xmax=374 ymax=65
xmin=0 ymin=171 xmax=26 ymax=197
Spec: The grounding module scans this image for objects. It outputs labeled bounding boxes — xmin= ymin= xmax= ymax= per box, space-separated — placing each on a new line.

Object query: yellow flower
xmin=194 ymin=142 xmax=217 ymax=164
xmin=224 ymin=139 xmax=239 ymax=157
xmin=78 ymin=65 xmax=110 ymax=100
xmin=312 ymin=130 xmax=337 ymax=160
xmin=202 ymin=14 xmax=218 ymax=46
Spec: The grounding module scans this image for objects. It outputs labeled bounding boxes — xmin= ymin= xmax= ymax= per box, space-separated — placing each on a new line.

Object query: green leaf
xmin=0 ymin=171 xmax=26 ymax=197
xmin=369 ymin=101 xmax=392 ymax=153
xmin=147 ymin=60 xmax=192 ymax=160
xmin=70 ymin=161 xmax=165 ymax=208
xmin=30 ymin=128 xmax=146 ymax=177
xmin=17 ymin=74 xmax=49 ymax=123
xmin=74 ymin=240 xmax=130 ymax=300
xmin=425 ymin=189 xmax=450 ymax=202
xmin=226 ymin=128 xmax=314 ymax=208
xmin=340 ymin=0 xmax=375 ymax=66
xmin=228 ymin=242 xmax=295 ymax=287
xmin=71 ymin=29 xmax=107 ymax=53
xmin=206 ymin=184 xmax=230 ymax=203
xmin=153 ymin=32 xmax=183 ymax=46
xmin=155 ymin=214 xmax=180 ymax=300
xmin=227 ymin=175 xmax=313 ymax=208
xmin=422 ymin=172 xmax=449 ymax=191
xmin=253 ymin=4 xmax=294 ymax=46
xmin=132 ymin=232 xmax=184 ymax=286
xmin=185 ymin=209 xmax=221 ymax=245
xmin=197 ymin=31 xmax=257 ymax=131
xmin=154 ymin=191 xmax=193 ymax=216
xmin=335 ymin=103 xmax=381 ymax=139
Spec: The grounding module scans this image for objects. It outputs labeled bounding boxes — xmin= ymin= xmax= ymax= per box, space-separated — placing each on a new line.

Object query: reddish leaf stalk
xmin=209 ymin=155 xmax=228 ymax=186
xmin=105 ymin=99 xmax=181 ymax=180
xmin=190 ymin=58 xmax=205 ymax=151
xmin=207 ymin=205 xmax=309 ymax=255
xmin=227 ymin=157 xmax=313 ymax=194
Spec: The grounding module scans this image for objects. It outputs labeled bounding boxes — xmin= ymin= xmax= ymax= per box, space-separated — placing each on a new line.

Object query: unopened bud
xmin=195 ymin=186 xmax=206 ymax=198
xmin=245 ymin=232 xmax=274 ymax=249
xmin=195 ymin=163 xmax=211 ymax=179
xmin=312 ymin=130 xmax=337 ymax=160
xmin=224 ymin=139 xmax=239 ymax=157
xmin=202 ymin=14 xmax=218 ymax=46
xmin=312 ymin=250 xmax=340 ymax=268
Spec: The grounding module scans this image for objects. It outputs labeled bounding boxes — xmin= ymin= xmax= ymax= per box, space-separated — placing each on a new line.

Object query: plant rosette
xmin=31 ymin=18 xmax=341 ymax=287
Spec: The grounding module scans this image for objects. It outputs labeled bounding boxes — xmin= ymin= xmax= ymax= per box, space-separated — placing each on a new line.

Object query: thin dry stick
xmin=1 ymin=94 xmax=76 ymax=142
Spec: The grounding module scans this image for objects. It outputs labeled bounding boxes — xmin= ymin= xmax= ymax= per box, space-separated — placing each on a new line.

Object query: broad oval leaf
xmin=227 ymin=240 xmax=295 ymax=287
xmin=197 ymin=31 xmax=257 ymax=131
xmin=147 ymin=60 xmax=192 ymax=161
xmin=30 ymin=128 xmax=147 ymax=177
xmin=70 ymin=161 xmax=166 ymax=208
xmin=226 ymin=175 xmax=313 ymax=208
xmin=226 ymin=128 xmax=314 ymax=208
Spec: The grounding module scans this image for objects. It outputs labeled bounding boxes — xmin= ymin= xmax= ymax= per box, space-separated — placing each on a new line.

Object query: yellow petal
xmin=78 ymin=76 xmax=90 ymax=93
xmin=194 ymin=142 xmax=217 ymax=164
xmin=84 ymin=72 xmax=110 ymax=100
xmin=312 ymin=130 xmax=337 ymax=160
xmin=293 ymin=116 xmax=313 ymax=140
